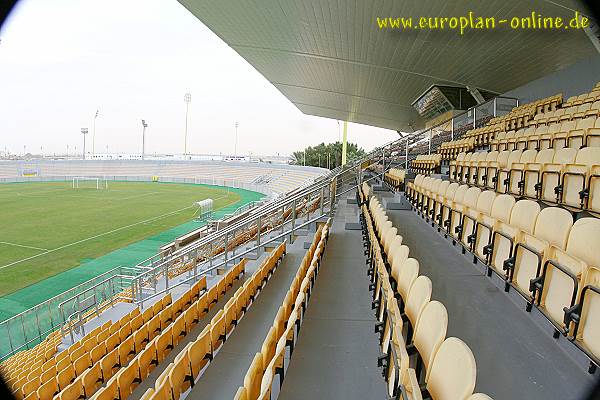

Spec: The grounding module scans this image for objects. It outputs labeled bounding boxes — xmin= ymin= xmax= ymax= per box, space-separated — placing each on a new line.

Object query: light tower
xmin=184 ymin=93 xmax=191 ymax=158
xmin=92 ymin=110 xmax=99 ymax=155
xmin=141 ymin=119 xmax=148 ymax=160
xmin=234 ymin=121 xmax=239 ymax=157
xmin=81 ymin=128 xmax=88 ymax=160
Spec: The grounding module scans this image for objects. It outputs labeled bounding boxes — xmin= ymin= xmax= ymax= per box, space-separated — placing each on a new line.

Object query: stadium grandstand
xmin=1 ymin=0 xmax=600 ymax=400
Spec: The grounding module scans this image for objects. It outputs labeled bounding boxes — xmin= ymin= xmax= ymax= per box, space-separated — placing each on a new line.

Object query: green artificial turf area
xmin=0 ymin=180 xmax=244 ymax=296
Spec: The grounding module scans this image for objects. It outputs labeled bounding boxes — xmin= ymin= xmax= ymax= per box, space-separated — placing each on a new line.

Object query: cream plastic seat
xmin=507 ymin=149 xmax=537 ymax=196
xmin=509 ymin=207 xmax=573 ymax=304
xmin=560 ymin=147 xmax=600 ymax=210
xmin=567 ymin=116 xmax=596 ymax=148
xmin=404 ymin=276 xmax=432 ymax=341
xmin=395 ymin=258 xmax=419 ymax=305
xmin=426 ymin=337 xmax=476 ymax=400
xmin=585 ymin=117 xmax=600 ymax=147
xmin=535 ymin=218 xmax=600 ymax=333
xmin=437 ymin=183 xmax=459 ymax=227
xmin=461 ymin=190 xmax=496 ymax=251
xmin=486 ymin=200 xmax=540 ymax=282
xmin=485 ymin=150 xmax=510 ymax=190
xmin=476 ymin=151 xmax=498 ymax=188
xmin=539 ymin=148 xmax=578 ymax=203
xmin=497 ymin=150 xmax=523 ymax=194
xmin=588 ymin=165 xmax=600 ymax=216
xmin=450 ymin=187 xmax=481 ymax=242
xmin=412 ymin=301 xmax=448 ymax=382
xmin=567 ymin=266 xmax=600 ymax=367
xmin=521 ymin=149 xmax=555 ymax=199
xmin=443 ymin=185 xmax=469 ymax=235
xmin=473 ymin=195 xmax=515 ymax=264
xmin=429 ymin=181 xmax=451 ymax=220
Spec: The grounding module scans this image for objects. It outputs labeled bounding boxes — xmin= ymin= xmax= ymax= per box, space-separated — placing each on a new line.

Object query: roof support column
xmin=342 ymin=121 xmax=348 ymax=166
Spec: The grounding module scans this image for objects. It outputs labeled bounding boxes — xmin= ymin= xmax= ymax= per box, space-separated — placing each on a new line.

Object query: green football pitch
xmin=0 ymin=181 xmax=247 ymax=297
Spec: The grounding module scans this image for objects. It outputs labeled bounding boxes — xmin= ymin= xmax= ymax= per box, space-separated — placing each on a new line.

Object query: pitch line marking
xmin=0 ymin=241 xmax=49 ymax=251
xmin=0 ymin=204 xmax=196 ymax=271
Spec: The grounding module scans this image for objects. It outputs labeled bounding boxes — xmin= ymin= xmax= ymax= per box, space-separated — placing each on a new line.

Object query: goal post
xmin=72 ymin=177 xmax=108 ymax=190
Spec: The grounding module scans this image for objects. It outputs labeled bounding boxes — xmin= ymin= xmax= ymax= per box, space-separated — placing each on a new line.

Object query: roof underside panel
xmin=179 ymin=0 xmax=596 ymax=131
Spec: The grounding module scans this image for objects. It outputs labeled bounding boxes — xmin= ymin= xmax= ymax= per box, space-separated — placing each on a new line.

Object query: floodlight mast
xmin=141 ymin=119 xmax=148 ymax=160
xmin=234 ymin=121 xmax=239 ymax=157
xmin=184 ymin=93 xmax=191 ymax=159
xmin=81 ymin=128 xmax=88 ymax=160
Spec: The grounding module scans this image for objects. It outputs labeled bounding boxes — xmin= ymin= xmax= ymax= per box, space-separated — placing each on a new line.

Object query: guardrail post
xmin=224 ymin=232 xmax=229 ymax=269
xmin=257 ymin=216 xmax=261 ymax=247
xmin=405 ymin=140 xmax=409 ymax=169
xmin=428 ymin=130 xmax=432 ymax=155
xmin=320 ymin=187 xmax=324 ymax=215
xmin=20 ymin=315 xmax=27 ymax=350
xmin=6 ymin=323 xmax=14 ymax=356
xmin=291 ymin=198 xmax=297 ymax=242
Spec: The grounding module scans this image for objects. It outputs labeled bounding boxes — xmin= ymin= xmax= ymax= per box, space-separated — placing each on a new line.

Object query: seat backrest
xmin=519 ymin=149 xmax=537 ymax=163
xmin=564 ymin=218 xmax=600 ymax=269
xmin=396 ymin=258 xmax=419 ymax=302
xmin=532 ymin=207 xmax=573 ymax=249
xmin=552 ymin=148 xmax=578 ymax=164
xmin=485 ymin=151 xmax=499 ymax=162
xmin=437 ymin=181 xmax=450 ymax=196
xmin=490 ymin=194 xmax=516 ymax=223
xmin=577 ymin=266 xmax=600 ymax=360
xmin=462 ymin=187 xmax=481 ymax=209
xmin=495 ymin=151 xmax=511 ymax=167
xmin=535 ymin=125 xmax=549 ymax=135
xmin=575 ymin=147 xmax=600 ymax=166
xmin=506 ymin=150 xmax=523 ymax=166
xmin=426 ymin=337 xmax=477 ymax=400
xmin=576 ymin=117 xmax=596 ymax=130
xmin=444 ymin=183 xmax=459 ymax=200
xmin=535 ymin=149 xmax=555 ymax=163
xmin=508 ymin=200 xmax=540 ymax=234
xmin=452 ymin=185 xmax=470 ymax=204
xmin=405 ymin=276 xmax=432 ymax=327
xmin=560 ymin=120 xmax=576 ymax=132
xmin=475 ymin=191 xmax=496 ymax=215
xmin=413 ymin=301 xmax=448 ymax=381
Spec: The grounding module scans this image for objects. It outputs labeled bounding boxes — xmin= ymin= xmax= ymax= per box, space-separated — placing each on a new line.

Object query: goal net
xmin=72 ymin=177 xmax=108 ymax=190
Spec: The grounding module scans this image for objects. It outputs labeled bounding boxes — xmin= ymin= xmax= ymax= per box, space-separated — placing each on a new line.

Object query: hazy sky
xmin=0 ymin=0 xmax=399 ymax=157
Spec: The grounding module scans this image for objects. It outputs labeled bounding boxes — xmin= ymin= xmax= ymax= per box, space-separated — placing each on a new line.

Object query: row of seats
xmin=14 ymin=320 xmax=116 ymax=400
xmin=130 ymin=243 xmax=286 ymax=400
xmin=384 ymin=168 xmax=406 ymax=190
xmin=410 ymin=155 xmax=441 ymax=174
xmin=404 ymin=177 xmax=600 ymax=372
xmin=494 ymin=94 xmax=563 ymax=132
xmin=530 ymin=100 xmax=600 ymax=127
xmin=2 ymin=332 xmax=62 ymax=396
xmin=357 ymin=182 xmax=492 ymax=400
xmin=443 ymin=147 xmax=600 ymax=214
xmin=439 ymin=92 xmax=590 ymax=160
xmin=439 ymin=137 xmax=477 ymax=161
xmin=88 ymin=260 xmax=247 ymax=400
xmin=531 ymin=87 xmax=600 ymax=127
xmin=234 ymin=221 xmax=331 ymax=400
xmin=28 ymin=268 xmax=217 ymax=400
xmin=489 ymin=116 xmax=599 ymax=151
